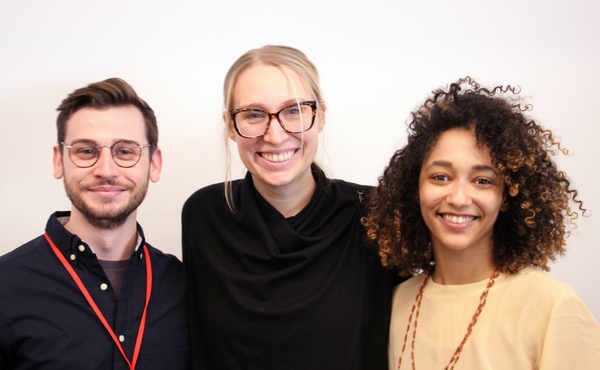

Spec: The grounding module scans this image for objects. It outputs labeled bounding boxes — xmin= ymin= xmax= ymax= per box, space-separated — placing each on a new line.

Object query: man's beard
xmin=65 ymin=178 xmax=148 ymax=230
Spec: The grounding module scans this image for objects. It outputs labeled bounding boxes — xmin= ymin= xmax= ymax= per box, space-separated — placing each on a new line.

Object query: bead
xmin=397 ymin=267 xmax=500 ymax=369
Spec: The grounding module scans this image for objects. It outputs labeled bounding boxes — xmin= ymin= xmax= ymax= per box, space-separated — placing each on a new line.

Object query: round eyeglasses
xmin=62 ymin=140 xmax=152 ymax=168
xmin=230 ymin=101 xmax=317 ymax=138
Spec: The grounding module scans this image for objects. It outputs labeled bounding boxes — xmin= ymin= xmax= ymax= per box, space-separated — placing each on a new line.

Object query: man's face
xmin=53 ymin=105 xmax=162 ymax=229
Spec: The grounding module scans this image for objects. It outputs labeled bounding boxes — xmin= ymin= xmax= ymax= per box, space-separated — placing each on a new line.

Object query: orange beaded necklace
xmin=397 ymin=267 xmax=500 ymax=370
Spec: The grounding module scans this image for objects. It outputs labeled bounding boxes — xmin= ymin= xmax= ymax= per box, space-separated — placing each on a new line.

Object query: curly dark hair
xmin=363 ymin=77 xmax=585 ymax=276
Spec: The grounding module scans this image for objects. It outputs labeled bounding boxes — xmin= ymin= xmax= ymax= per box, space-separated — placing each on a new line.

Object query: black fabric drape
xmin=182 ymin=167 xmax=396 ymax=369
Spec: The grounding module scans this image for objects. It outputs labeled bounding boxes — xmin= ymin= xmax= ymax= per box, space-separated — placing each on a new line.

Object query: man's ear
xmin=53 ymin=145 xmax=64 ymax=179
xmin=149 ymin=148 xmax=163 ymax=183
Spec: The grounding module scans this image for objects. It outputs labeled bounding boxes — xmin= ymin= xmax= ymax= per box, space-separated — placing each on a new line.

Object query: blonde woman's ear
xmin=318 ymin=102 xmax=326 ymax=132
xmin=224 ymin=111 xmax=237 ymax=142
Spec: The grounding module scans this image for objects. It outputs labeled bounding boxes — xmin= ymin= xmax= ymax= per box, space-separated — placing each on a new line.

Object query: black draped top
xmin=182 ymin=167 xmax=396 ymax=369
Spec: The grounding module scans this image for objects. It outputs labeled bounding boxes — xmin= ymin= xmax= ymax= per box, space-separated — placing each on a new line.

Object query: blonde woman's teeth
xmin=260 ymin=151 xmax=293 ymax=162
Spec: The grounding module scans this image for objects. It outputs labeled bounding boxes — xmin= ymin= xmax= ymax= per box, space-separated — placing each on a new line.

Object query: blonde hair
xmin=222 ymin=45 xmax=325 ymax=211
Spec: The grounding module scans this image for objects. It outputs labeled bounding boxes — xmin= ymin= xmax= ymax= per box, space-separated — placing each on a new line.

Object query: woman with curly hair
xmin=364 ymin=77 xmax=600 ymax=369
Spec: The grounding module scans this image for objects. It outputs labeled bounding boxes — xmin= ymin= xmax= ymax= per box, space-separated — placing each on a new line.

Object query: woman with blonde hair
xmin=182 ymin=45 xmax=397 ymax=369
xmin=364 ymin=77 xmax=600 ymax=369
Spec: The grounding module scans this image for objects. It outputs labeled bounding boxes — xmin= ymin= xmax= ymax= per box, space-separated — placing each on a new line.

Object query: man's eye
xmin=75 ymin=147 xmax=97 ymax=156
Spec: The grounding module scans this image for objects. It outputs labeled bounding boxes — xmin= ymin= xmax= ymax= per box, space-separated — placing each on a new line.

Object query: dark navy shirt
xmin=0 ymin=212 xmax=190 ymax=370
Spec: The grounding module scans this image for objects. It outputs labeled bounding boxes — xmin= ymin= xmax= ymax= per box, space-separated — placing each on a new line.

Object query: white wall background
xmin=1 ymin=1 xmax=598 ymax=320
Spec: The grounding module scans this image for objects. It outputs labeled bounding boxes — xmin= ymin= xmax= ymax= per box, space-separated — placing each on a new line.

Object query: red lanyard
xmin=44 ymin=233 xmax=152 ymax=370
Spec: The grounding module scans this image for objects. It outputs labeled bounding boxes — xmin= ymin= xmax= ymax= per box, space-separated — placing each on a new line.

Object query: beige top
xmin=389 ymin=266 xmax=600 ymax=369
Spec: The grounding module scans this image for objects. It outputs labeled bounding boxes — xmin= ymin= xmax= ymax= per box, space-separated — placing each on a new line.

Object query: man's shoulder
xmin=146 ymin=243 xmax=183 ymax=262
xmin=0 ymin=234 xmax=47 ymax=268
xmin=143 ymin=244 xmax=187 ymax=297
xmin=144 ymin=243 xmax=185 ymax=270
xmin=0 ymin=236 xmax=51 ymax=300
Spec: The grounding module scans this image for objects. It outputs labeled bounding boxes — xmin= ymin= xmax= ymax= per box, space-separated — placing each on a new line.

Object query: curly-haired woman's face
xmin=418 ymin=129 xmax=506 ymax=263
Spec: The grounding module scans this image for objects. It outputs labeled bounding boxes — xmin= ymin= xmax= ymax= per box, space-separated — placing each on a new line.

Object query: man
xmin=0 ymin=78 xmax=189 ymax=369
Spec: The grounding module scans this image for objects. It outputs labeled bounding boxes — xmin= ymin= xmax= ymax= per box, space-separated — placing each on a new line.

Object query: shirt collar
xmin=46 ymin=211 xmax=146 ymax=259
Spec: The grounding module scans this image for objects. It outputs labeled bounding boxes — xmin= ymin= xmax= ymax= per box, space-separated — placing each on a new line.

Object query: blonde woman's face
xmin=229 ymin=64 xmax=323 ymax=195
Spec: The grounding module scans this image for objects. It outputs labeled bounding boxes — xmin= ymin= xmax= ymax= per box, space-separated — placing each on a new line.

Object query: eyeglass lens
xmin=68 ymin=141 xmax=143 ymax=168
xmin=235 ymin=103 xmax=315 ymax=138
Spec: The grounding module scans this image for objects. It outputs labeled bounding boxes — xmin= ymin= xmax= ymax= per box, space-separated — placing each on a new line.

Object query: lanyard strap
xmin=44 ymin=233 xmax=152 ymax=370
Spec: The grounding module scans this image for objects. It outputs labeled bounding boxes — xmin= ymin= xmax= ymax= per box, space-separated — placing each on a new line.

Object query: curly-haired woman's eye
xmin=474 ymin=178 xmax=494 ymax=186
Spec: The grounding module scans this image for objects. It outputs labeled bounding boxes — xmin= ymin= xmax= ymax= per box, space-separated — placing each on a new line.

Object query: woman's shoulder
xmin=508 ymin=267 xmax=600 ymax=363
xmin=329 ymin=178 xmax=372 ymax=191
xmin=393 ymin=273 xmax=426 ymax=296
xmin=185 ymin=182 xmax=225 ymax=201
xmin=326 ymin=178 xmax=372 ymax=202
xmin=311 ymin=165 xmax=371 ymax=197
xmin=182 ymin=180 xmax=242 ymax=216
xmin=185 ymin=180 xmax=244 ymax=202
xmin=499 ymin=267 xmax=598 ymax=324
xmin=508 ymin=266 xmax=580 ymax=301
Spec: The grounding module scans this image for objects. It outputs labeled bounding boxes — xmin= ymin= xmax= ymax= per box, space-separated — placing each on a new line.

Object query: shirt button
xmin=70 ymin=254 xmax=76 ymax=260
xmin=78 ymin=245 xmax=85 ymax=252
xmin=100 ymin=283 xmax=108 ymax=291
xmin=119 ymin=335 xmax=125 ymax=342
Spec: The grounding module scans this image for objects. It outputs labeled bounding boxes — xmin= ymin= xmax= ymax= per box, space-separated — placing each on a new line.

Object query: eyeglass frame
xmin=60 ymin=140 xmax=152 ymax=168
xmin=229 ymin=101 xmax=317 ymax=139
